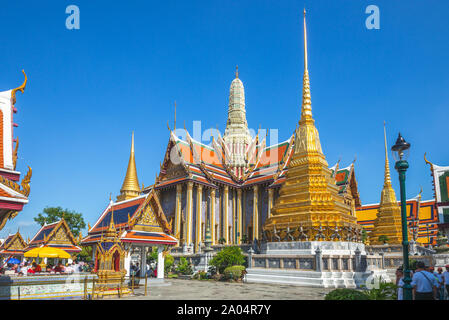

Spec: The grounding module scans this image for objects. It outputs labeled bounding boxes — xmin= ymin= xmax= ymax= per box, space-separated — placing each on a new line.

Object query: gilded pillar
xmin=186 ymin=182 xmax=193 ymax=247
xmin=175 ymin=184 xmax=182 ymax=240
xmin=232 ymin=189 xmax=236 ymax=244
xmin=195 ymin=184 xmax=203 ymax=252
xmin=223 ymin=185 xmax=229 ymax=244
xmin=268 ymin=188 xmax=274 ymax=219
xmin=210 ymin=188 xmax=216 ymax=245
xmin=253 ymin=185 xmax=259 ymax=241
xmin=237 ymin=189 xmax=242 ymax=244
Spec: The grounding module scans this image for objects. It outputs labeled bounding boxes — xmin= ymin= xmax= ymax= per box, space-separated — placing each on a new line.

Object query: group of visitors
xmin=396 ymin=262 xmax=449 ymax=300
xmin=0 ymin=260 xmax=92 ymax=276
xmin=130 ymin=262 xmax=157 ymax=278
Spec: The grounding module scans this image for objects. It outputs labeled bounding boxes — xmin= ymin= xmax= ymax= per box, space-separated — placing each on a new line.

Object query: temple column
xmin=237 ymin=189 xmax=242 ymax=244
xmin=186 ymin=182 xmax=193 ymax=248
xmin=210 ymin=188 xmax=216 ymax=245
xmin=195 ymin=184 xmax=203 ymax=252
xmin=157 ymin=246 xmax=164 ymax=279
xmin=174 ymin=184 xmax=182 ymax=240
xmin=140 ymin=246 xmax=147 ymax=277
xmin=232 ymin=189 xmax=236 ymax=244
xmin=253 ymin=185 xmax=259 ymax=241
xmin=223 ymin=185 xmax=229 ymax=244
xmin=268 ymin=188 xmax=274 ymax=219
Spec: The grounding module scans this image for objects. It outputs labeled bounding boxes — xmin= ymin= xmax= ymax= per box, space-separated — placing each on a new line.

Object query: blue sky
xmin=0 ymin=0 xmax=448 ymax=239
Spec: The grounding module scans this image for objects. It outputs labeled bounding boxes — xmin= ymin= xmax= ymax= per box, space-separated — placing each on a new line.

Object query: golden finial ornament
xmin=11 ymin=70 xmax=27 ymax=105
xmin=235 ymin=65 xmax=239 ymax=78
xmin=117 ymin=132 xmax=140 ymax=201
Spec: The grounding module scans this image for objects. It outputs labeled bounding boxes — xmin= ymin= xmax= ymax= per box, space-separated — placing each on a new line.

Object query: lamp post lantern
xmin=391 ymin=133 xmax=412 ymax=300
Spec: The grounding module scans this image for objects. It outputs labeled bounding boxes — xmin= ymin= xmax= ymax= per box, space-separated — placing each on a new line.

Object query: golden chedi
xmin=368 ymin=125 xmax=403 ymax=245
xmin=263 ymin=10 xmax=361 ymax=242
xmin=117 ymin=132 xmax=141 ymax=202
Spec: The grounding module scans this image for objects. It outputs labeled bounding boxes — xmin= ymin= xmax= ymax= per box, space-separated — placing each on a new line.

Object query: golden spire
xmin=235 ymin=65 xmax=239 ymax=78
xmin=300 ymin=8 xmax=312 ymax=121
xmin=117 ymin=132 xmax=141 ymax=201
xmin=368 ymin=123 xmax=403 ymax=244
xmin=383 ymin=121 xmax=392 ymax=188
xmin=263 ymin=10 xmax=360 ymax=240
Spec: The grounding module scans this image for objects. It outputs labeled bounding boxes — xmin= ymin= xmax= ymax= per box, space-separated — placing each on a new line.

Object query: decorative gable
xmin=134 ymin=202 xmax=163 ymax=232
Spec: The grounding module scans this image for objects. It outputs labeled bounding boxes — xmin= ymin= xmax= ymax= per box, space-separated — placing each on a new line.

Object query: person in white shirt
xmin=396 ymin=268 xmax=404 ymax=300
xmin=411 ymin=262 xmax=438 ymax=300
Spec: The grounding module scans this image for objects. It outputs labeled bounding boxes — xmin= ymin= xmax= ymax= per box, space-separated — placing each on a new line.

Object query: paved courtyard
xmin=118 ymin=279 xmax=332 ymax=300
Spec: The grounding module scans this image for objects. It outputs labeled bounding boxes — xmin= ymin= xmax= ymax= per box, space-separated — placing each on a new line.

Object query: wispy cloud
xmin=17 ymin=220 xmax=35 ymax=227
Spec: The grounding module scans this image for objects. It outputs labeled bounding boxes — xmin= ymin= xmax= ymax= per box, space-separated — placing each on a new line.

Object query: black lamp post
xmin=391 ymin=133 xmax=412 ymax=300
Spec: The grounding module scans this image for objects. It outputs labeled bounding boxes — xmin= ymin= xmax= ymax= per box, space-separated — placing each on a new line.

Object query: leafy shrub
xmin=218 ymin=238 xmax=226 ymax=245
xmin=325 ymin=289 xmax=369 ymax=300
xmin=210 ymin=246 xmax=245 ymax=274
xmin=176 ymin=257 xmax=193 ymax=275
xmin=193 ymin=271 xmax=209 ymax=280
xmin=223 ymin=265 xmax=246 ymax=281
xmin=362 ymin=282 xmax=397 ymax=300
xmin=164 ymin=254 xmax=174 ymax=274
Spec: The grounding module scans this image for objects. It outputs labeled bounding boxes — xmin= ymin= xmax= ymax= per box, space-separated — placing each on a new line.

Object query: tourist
xmin=396 ymin=268 xmax=404 ymax=300
xmin=27 ymin=265 xmax=35 ymax=274
xmin=436 ymin=267 xmax=445 ymax=300
xmin=53 ymin=262 xmax=65 ymax=273
xmin=444 ymin=265 xmax=449 ymax=300
xmin=65 ymin=263 xmax=73 ymax=274
xmin=411 ymin=261 xmax=438 ymax=300
xmin=34 ymin=263 xmax=42 ymax=273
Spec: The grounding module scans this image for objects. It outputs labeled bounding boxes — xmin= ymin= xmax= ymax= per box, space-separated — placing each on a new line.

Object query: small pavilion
xmin=81 ymin=133 xmax=178 ymax=279
xmin=25 ymin=217 xmax=82 ymax=261
xmin=0 ymin=230 xmax=27 ymax=263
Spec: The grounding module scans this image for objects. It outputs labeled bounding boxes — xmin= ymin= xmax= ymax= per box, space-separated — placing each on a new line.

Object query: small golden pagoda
xmin=116 ymin=132 xmax=141 ymax=202
xmin=93 ymin=205 xmax=129 ymax=298
xmin=368 ymin=124 xmax=403 ymax=245
xmin=263 ymin=10 xmax=361 ymax=241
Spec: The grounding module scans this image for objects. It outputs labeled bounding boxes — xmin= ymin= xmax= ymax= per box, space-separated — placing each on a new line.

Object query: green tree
xmin=210 ymin=246 xmax=245 ymax=274
xmin=34 ymin=207 xmax=86 ymax=237
xmin=77 ymin=246 xmax=92 ymax=263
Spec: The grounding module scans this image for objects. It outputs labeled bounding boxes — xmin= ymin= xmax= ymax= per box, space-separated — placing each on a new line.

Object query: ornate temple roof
xmin=25 ymin=218 xmax=81 ymax=252
xmin=0 ymin=230 xmax=27 ymax=256
xmin=154 ymin=125 xmax=360 ymax=200
xmin=82 ymin=189 xmax=176 ymax=246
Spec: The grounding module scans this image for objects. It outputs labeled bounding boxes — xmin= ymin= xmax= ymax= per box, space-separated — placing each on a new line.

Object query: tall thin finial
xmin=303 ymin=9 xmax=308 ymax=71
xmin=383 ymin=121 xmax=392 ymax=186
xmin=235 ymin=65 xmax=239 ymax=78
xmin=174 ymin=101 xmax=177 ymax=130
xmin=299 ymin=8 xmax=313 ymax=120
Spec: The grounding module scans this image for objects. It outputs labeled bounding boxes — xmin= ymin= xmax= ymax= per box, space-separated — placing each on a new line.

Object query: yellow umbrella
xmin=24 ymin=246 xmax=71 ymax=259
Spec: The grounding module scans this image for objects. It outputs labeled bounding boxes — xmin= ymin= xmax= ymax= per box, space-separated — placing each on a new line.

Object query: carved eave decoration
xmin=158 ymin=131 xmax=190 ymax=184
xmin=0 ymin=166 xmax=32 ymax=198
xmin=272 ymin=134 xmax=295 ymax=182
xmin=0 ymin=211 xmax=18 ymax=231
xmin=11 ymin=70 xmax=27 ymax=106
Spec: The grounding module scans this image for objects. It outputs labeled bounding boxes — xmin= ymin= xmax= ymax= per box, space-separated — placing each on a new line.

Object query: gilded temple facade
xmin=150 ymin=13 xmax=361 ymax=254
xmin=0 ymin=71 xmax=32 ymax=231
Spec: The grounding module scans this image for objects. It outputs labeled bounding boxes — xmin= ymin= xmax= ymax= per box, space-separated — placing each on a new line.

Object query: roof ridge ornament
xmin=11 ymin=70 xmax=27 ymax=105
